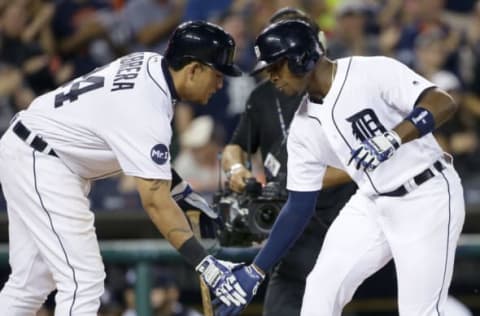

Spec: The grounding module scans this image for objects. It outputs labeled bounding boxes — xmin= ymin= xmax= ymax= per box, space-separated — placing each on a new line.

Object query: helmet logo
xmin=254 ymin=45 xmax=261 ymax=59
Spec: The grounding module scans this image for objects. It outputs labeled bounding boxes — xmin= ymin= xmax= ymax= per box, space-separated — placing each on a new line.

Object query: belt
xmin=380 ymin=160 xmax=445 ymax=197
xmin=12 ymin=121 xmax=58 ymax=157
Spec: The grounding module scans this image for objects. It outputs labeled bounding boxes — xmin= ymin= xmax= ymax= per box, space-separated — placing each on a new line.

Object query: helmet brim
xmin=216 ymin=64 xmax=243 ymax=77
xmin=250 ymin=60 xmax=271 ymax=76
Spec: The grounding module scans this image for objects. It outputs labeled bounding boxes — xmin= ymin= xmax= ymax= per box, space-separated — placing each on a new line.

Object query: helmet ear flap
xmin=287 ymin=55 xmax=304 ymax=75
xmin=287 ymin=50 xmax=320 ymax=75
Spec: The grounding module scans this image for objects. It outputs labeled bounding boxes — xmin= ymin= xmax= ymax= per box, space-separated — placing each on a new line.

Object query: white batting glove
xmin=348 ymin=131 xmax=401 ymax=172
xmin=195 ymin=255 xmax=247 ymax=307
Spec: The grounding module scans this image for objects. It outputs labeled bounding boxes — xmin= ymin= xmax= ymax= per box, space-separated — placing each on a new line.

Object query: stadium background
xmin=0 ymin=0 xmax=479 ymax=315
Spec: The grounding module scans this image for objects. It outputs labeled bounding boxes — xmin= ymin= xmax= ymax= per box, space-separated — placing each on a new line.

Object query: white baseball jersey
xmin=0 ymin=52 xmax=181 ymax=313
xmin=285 ymin=56 xmax=465 ymax=316
xmin=287 ymin=56 xmax=440 ymax=195
xmin=18 ymin=52 xmax=175 ymax=180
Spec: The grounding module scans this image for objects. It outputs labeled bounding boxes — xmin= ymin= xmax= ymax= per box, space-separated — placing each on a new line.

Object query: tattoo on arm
xmin=149 ymin=179 xmax=169 ymax=192
xmin=167 ymin=228 xmax=191 ymax=240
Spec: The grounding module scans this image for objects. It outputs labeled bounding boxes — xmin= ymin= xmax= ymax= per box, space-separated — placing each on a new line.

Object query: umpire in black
xmin=221 ymin=8 xmax=357 ymax=316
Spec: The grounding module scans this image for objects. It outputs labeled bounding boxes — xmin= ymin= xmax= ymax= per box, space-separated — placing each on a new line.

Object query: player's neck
xmin=168 ymin=66 xmax=194 ymax=102
xmin=307 ymin=59 xmax=335 ymax=100
xmin=168 ymin=67 xmax=185 ymax=101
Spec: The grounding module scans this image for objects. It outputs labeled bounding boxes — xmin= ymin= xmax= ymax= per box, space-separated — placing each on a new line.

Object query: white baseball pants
xmin=0 ymin=129 xmax=105 ymax=315
xmin=301 ymin=162 xmax=465 ymax=316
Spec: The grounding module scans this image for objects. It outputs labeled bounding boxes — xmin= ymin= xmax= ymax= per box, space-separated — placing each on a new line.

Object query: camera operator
xmin=221 ymin=8 xmax=357 ymax=316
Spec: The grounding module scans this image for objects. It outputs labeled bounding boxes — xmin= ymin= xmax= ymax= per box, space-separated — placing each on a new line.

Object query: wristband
xmin=178 ymin=236 xmax=209 ymax=267
xmin=405 ymin=107 xmax=435 ymax=137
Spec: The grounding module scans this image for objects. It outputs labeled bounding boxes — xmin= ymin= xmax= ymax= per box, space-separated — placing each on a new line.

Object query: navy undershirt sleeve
xmin=170 ymin=168 xmax=183 ymax=189
xmin=253 ymin=190 xmax=319 ymax=272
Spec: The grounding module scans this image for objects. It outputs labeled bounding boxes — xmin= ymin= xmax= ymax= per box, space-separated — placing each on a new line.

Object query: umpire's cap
xmin=165 ymin=21 xmax=242 ymax=77
xmin=251 ymin=20 xmax=323 ymax=75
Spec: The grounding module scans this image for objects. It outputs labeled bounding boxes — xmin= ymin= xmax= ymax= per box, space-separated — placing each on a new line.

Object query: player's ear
xmin=187 ymin=61 xmax=204 ymax=80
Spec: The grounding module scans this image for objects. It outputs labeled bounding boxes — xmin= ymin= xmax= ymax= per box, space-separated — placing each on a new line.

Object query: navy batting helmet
xmin=251 ymin=20 xmax=323 ymax=75
xmin=165 ymin=21 xmax=242 ymax=77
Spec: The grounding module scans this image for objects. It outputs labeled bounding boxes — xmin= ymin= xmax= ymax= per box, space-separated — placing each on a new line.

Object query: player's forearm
xmin=144 ymin=194 xmax=194 ymax=247
xmin=145 ymin=196 xmax=211 ymax=267
xmin=253 ymin=190 xmax=318 ymax=273
xmin=135 ymin=178 xmax=194 ymax=247
xmin=221 ymin=144 xmax=247 ymax=171
xmin=393 ymin=88 xmax=457 ymax=144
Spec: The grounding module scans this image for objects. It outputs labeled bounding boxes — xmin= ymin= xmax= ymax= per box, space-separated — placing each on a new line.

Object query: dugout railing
xmin=0 ymin=235 xmax=479 ymax=316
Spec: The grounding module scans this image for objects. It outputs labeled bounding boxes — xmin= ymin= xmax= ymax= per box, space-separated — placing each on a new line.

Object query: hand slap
xmin=214 ymin=264 xmax=265 ymax=316
xmin=196 ymin=256 xmax=247 ymax=307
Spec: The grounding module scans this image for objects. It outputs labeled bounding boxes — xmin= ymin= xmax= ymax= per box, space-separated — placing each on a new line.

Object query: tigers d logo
xmin=346 ymin=108 xmax=386 ymax=142
xmin=150 ymin=144 xmax=169 ymax=165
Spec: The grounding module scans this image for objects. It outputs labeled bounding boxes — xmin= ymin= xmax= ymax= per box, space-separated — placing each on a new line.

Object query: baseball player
xmin=222 ymin=7 xmax=356 ymax=316
xmin=0 ymin=21 xmax=247 ymax=315
xmin=215 ymin=20 xmax=465 ymax=316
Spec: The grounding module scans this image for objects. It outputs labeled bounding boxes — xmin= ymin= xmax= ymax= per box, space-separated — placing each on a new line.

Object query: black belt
xmin=380 ymin=161 xmax=445 ymax=197
xmin=12 ymin=121 xmax=58 ymax=157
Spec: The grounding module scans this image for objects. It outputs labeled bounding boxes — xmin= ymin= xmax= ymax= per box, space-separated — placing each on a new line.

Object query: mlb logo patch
xmin=151 ymin=144 xmax=169 ymax=165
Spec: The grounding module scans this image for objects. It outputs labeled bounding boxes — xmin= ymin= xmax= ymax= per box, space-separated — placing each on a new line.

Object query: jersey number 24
xmin=54 ymin=76 xmax=105 ymax=108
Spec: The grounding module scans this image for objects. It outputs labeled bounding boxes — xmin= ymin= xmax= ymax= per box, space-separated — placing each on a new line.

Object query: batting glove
xmin=172 ymin=181 xmax=218 ymax=219
xmin=196 ymin=255 xmax=247 ymax=307
xmin=348 ymin=131 xmax=401 ymax=172
xmin=213 ymin=264 xmax=265 ymax=316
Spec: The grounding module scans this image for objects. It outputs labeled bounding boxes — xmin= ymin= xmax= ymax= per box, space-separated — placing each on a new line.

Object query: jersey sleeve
xmin=376 ymin=57 xmax=436 ymax=113
xmin=286 ymin=115 xmax=326 ymax=191
xmin=109 ymin=112 xmax=173 ymax=180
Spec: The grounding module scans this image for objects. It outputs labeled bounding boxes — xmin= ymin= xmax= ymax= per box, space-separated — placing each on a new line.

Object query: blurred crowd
xmin=34 ymin=264 xmax=204 ymax=316
xmin=0 ymin=0 xmax=480 ymax=314
xmin=0 ymin=0 xmax=480 ymax=212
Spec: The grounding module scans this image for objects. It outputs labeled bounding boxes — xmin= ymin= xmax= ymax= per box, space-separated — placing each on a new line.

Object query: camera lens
xmin=253 ymin=203 xmax=280 ymax=232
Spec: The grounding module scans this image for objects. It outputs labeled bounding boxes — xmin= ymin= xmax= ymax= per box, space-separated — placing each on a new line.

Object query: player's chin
xmin=291 ymin=86 xmax=307 ymax=97
xmin=190 ymin=96 xmax=208 ymax=105
xmin=198 ymin=98 xmax=209 ymax=105
xmin=199 ymin=94 xmax=213 ymax=105
xmin=282 ymin=86 xmax=297 ymax=96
